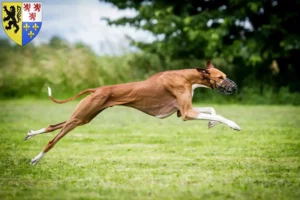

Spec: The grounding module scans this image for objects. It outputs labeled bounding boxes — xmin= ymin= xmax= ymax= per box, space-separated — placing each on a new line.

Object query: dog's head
xmin=196 ymin=61 xmax=237 ymax=95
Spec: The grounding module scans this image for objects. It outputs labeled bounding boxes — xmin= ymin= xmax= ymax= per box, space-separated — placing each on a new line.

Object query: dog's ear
xmin=206 ymin=60 xmax=215 ymax=69
xmin=196 ymin=68 xmax=210 ymax=77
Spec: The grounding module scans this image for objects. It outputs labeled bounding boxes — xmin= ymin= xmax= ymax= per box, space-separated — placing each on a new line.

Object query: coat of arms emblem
xmin=2 ymin=2 xmax=42 ymax=46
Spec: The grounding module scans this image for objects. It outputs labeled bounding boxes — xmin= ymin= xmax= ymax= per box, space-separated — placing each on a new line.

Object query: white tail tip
xmin=48 ymin=87 xmax=52 ymax=96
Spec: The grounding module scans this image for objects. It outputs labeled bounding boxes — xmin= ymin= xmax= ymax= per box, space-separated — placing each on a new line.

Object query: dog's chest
xmin=192 ymin=84 xmax=208 ymax=96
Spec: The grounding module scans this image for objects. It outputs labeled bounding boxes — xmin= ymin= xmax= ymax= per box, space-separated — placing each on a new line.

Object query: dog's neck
xmin=181 ymin=69 xmax=208 ymax=86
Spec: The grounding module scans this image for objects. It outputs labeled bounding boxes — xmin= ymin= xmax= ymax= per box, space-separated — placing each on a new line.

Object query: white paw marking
xmin=208 ymin=120 xmax=219 ymax=128
xmin=227 ymin=120 xmax=241 ymax=131
xmin=24 ymin=132 xmax=34 ymax=140
xmin=30 ymin=152 xmax=45 ymax=165
xmin=25 ymin=128 xmax=46 ymax=140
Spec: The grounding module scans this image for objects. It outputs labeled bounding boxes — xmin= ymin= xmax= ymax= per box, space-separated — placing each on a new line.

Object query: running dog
xmin=26 ymin=60 xmax=241 ymax=165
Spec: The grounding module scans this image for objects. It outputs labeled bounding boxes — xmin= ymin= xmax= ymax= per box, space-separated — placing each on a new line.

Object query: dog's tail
xmin=47 ymin=87 xmax=96 ymax=104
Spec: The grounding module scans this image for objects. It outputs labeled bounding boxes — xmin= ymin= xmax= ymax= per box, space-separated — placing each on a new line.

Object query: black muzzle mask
xmin=210 ymin=78 xmax=238 ymax=95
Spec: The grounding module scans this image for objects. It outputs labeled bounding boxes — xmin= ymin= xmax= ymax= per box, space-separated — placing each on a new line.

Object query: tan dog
xmin=26 ymin=60 xmax=241 ymax=165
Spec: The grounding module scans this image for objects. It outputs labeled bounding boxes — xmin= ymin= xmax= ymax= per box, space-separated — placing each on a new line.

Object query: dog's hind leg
xmin=30 ymin=118 xmax=81 ymax=165
xmin=30 ymin=92 xmax=110 ymax=165
xmin=24 ymin=121 xmax=66 ymax=141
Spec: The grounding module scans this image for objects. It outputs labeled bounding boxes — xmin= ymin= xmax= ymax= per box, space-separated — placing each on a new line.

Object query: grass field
xmin=0 ymin=100 xmax=299 ymax=200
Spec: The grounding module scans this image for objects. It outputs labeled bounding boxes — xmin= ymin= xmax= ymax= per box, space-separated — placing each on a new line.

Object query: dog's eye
xmin=218 ymin=76 xmax=223 ymax=79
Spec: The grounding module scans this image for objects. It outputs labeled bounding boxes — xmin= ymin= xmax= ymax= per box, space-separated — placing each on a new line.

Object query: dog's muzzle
xmin=214 ymin=78 xmax=237 ymax=95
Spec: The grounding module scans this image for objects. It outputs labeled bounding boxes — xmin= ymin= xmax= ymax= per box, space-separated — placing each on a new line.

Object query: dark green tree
xmin=101 ymin=0 xmax=300 ymax=92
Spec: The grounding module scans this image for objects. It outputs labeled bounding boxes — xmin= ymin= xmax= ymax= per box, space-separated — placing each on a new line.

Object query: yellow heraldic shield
xmin=2 ymin=2 xmax=22 ymax=45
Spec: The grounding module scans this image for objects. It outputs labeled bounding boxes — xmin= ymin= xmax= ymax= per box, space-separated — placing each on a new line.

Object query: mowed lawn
xmin=0 ymin=100 xmax=299 ymax=200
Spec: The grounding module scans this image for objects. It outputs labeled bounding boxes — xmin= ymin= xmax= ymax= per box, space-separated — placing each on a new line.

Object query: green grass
xmin=0 ymin=100 xmax=299 ymax=200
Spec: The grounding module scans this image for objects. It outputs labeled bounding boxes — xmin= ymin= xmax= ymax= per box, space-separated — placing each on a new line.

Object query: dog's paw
xmin=227 ymin=121 xmax=241 ymax=131
xmin=30 ymin=154 xmax=43 ymax=165
xmin=208 ymin=120 xmax=219 ymax=129
xmin=24 ymin=130 xmax=34 ymax=141
xmin=30 ymin=157 xmax=40 ymax=165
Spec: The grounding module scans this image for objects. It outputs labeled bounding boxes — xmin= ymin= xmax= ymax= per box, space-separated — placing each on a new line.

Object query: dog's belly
xmin=155 ymin=108 xmax=178 ymax=119
xmin=125 ymin=98 xmax=178 ymax=118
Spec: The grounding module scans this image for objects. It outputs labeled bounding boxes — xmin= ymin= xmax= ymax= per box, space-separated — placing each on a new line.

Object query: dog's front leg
xmin=175 ymin=92 xmax=240 ymax=130
xmin=194 ymin=107 xmax=216 ymax=115
xmin=195 ymin=112 xmax=241 ymax=131
xmin=182 ymin=109 xmax=241 ymax=131
xmin=194 ymin=107 xmax=219 ymax=128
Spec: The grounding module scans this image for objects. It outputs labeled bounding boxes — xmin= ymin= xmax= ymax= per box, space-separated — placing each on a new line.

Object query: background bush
xmin=0 ymin=37 xmax=299 ymax=105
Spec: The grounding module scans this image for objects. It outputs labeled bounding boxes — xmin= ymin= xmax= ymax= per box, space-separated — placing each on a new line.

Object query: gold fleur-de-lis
xmin=28 ymin=30 xmax=35 ymax=38
xmin=23 ymin=23 xmax=30 ymax=31
xmin=32 ymin=23 xmax=39 ymax=31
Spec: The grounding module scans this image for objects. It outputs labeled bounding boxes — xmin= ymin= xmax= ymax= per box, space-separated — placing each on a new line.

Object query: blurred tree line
xmin=0 ymin=37 xmax=299 ymax=104
xmin=101 ymin=0 xmax=300 ymax=95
